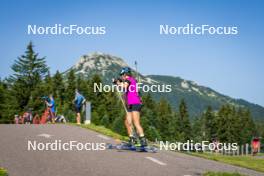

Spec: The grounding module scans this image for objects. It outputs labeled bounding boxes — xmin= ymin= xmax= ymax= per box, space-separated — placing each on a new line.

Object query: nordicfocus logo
xmin=93 ymin=83 xmax=172 ymax=93
xmin=160 ymin=24 xmax=238 ymax=35
xmin=159 ymin=140 xmax=238 ymax=151
xmin=27 ymin=140 xmax=106 ymax=151
xmin=27 ymin=24 xmax=106 ymax=35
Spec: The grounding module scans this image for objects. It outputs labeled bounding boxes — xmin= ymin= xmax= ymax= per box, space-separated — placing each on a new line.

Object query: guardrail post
xmin=246 ymin=143 xmax=249 ymax=155
xmin=85 ymin=102 xmax=91 ymax=124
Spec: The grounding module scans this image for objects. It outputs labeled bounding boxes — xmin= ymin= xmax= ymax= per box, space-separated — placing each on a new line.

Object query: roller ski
xmin=106 ymin=137 xmax=158 ymax=153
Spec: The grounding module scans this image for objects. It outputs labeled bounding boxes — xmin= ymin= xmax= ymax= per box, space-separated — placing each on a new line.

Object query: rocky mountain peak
xmin=73 ymin=52 xmax=128 ymax=75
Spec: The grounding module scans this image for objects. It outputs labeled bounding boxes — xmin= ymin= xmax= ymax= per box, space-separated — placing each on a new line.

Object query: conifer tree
xmin=65 ymin=69 xmax=76 ymax=104
xmin=104 ymin=91 xmax=123 ymax=127
xmin=156 ymin=98 xmax=173 ymax=140
xmin=0 ymin=81 xmax=6 ymax=120
xmin=216 ymin=104 xmax=237 ymax=143
xmin=178 ymin=99 xmax=192 ymax=141
xmin=203 ymin=106 xmax=217 ymax=141
xmin=237 ymin=108 xmax=256 ymax=144
xmin=10 ymin=42 xmax=48 ymax=111
xmin=43 ymin=72 xmax=53 ymax=94
xmin=142 ymin=93 xmax=158 ymax=128
xmin=52 ymin=71 xmax=65 ymax=114
xmin=192 ymin=116 xmax=203 ymax=142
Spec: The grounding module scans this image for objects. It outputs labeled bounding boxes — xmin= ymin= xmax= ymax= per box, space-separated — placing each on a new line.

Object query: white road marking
xmin=145 ymin=156 xmax=167 ymax=166
xmin=37 ymin=133 xmax=53 ymax=138
xmin=97 ymin=134 xmax=110 ymax=140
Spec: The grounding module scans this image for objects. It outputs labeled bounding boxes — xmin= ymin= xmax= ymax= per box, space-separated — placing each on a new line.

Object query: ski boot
xmin=128 ymin=136 xmax=136 ymax=147
xmin=139 ymin=136 xmax=148 ymax=147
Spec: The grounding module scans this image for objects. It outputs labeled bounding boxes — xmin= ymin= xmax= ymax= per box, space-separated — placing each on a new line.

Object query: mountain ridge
xmin=65 ymin=52 xmax=264 ymax=120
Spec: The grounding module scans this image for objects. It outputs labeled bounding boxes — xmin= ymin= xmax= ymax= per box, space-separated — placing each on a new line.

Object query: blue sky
xmin=0 ymin=0 xmax=264 ymax=106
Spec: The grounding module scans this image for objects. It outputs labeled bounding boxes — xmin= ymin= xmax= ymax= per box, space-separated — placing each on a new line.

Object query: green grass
xmin=203 ymin=171 xmax=244 ymax=176
xmin=190 ymin=152 xmax=264 ymax=173
xmin=0 ymin=168 xmax=8 ymax=176
xmin=69 ymin=123 xmax=128 ymax=141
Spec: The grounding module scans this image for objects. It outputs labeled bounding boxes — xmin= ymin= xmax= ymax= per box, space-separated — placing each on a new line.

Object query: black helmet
xmin=120 ymin=67 xmax=131 ymax=75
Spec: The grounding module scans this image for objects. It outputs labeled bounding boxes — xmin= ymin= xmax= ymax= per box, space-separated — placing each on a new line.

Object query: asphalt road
xmin=0 ymin=124 xmax=263 ymax=176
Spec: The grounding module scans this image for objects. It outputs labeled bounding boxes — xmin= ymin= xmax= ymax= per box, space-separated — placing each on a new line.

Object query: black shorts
xmin=127 ymin=104 xmax=142 ymax=112
xmin=75 ymin=106 xmax=82 ymax=113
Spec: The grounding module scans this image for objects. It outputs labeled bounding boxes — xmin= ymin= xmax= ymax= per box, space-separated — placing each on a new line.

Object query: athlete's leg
xmin=132 ymin=111 xmax=147 ymax=146
xmin=51 ymin=112 xmax=55 ymax=124
xmin=49 ymin=109 xmax=55 ymax=123
xmin=125 ymin=112 xmax=133 ymax=136
xmin=76 ymin=112 xmax=81 ymax=124
xmin=131 ymin=111 xmax=144 ymax=136
xmin=126 ymin=112 xmax=137 ymax=146
xmin=76 ymin=106 xmax=82 ymax=124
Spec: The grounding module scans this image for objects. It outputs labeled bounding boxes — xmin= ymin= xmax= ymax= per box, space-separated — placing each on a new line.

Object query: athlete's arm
xmin=81 ymin=95 xmax=86 ymax=104
xmin=116 ymin=79 xmax=130 ymax=89
xmin=119 ymin=81 xmax=129 ymax=89
xmin=72 ymin=95 xmax=77 ymax=104
xmin=46 ymin=101 xmax=53 ymax=107
xmin=45 ymin=100 xmax=51 ymax=107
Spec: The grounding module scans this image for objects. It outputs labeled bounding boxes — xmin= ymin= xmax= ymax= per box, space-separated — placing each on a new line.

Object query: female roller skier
xmin=114 ymin=67 xmax=147 ymax=147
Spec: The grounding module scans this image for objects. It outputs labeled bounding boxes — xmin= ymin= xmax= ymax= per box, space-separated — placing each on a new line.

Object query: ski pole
xmin=115 ymin=88 xmax=128 ymax=113
xmin=135 ymin=60 xmax=140 ymax=83
xmin=115 ymin=86 xmax=137 ymax=138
